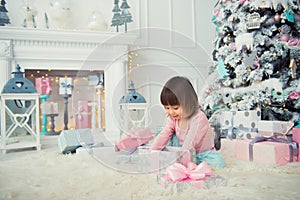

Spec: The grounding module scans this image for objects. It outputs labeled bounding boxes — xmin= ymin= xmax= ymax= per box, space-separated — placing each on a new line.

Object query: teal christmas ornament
xmin=285 ymin=8 xmax=294 ymax=23
xmin=217 ymin=59 xmax=229 ymax=78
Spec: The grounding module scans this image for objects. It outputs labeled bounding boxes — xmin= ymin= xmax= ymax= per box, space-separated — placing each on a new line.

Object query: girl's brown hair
xmin=160 ymin=76 xmax=199 ymax=119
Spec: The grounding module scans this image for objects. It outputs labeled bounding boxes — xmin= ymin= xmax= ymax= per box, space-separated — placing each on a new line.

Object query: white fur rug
xmin=1 ymin=136 xmax=300 ymax=200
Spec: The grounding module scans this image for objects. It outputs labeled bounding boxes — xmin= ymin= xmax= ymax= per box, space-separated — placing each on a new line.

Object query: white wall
xmin=2 ymin=0 xmax=217 ymax=133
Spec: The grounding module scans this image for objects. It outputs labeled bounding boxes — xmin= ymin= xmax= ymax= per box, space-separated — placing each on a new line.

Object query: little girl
xmin=150 ymin=76 xmax=225 ymax=168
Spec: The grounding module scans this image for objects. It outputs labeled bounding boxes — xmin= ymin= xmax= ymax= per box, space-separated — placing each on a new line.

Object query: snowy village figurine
xmin=22 ymin=0 xmax=38 ymax=28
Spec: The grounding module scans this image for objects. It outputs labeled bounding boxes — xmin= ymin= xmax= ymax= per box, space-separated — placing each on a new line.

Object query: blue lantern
xmin=2 ymin=64 xmax=37 ymax=94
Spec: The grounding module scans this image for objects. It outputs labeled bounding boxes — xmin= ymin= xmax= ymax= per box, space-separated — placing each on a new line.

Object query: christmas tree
xmin=0 ymin=0 xmax=10 ymax=26
xmin=201 ymin=0 xmax=300 ymax=124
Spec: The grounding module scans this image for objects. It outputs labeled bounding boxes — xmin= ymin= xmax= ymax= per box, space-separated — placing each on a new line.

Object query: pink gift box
xmin=74 ymin=100 xmax=91 ymax=129
xmin=35 ymin=77 xmax=52 ymax=95
xmin=236 ymin=139 xmax=298 ymax=166
xmin=292 ymin=128 xmax=300 ymax=143
xmin=159 ymin=162 xmax=225 ymax=190
xmin=115 ymin=128 xmax=153 ymax=151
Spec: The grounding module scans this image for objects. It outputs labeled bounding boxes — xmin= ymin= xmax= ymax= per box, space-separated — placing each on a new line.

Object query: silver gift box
xmin=58 ymin=128 xmax=94 ymax=154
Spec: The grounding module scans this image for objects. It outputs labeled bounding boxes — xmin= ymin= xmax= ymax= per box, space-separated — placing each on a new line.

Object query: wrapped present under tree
xmin=217 ymin=109 xmax=261 ymax=139
xmin=235 ymin=136 xmax=299 ymax=166
xmin=258 ymin=120 xmax=294 ymax=137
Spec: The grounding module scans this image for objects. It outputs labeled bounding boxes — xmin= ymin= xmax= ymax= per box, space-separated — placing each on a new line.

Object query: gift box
xmin=219 ymin=110 xmax=233 ymax=128
xmin=74 ymin=100 xmax=92 ymax=129
xmin=220 ymin=138 xmax=237 ymax=157
xmin=292 ymin=128 xmax=300 ymax=143
xmin=137 ymin=146 xmax=195 ymax=175
xmin=220 ymin=110 xmax=261 ymax=129
xmin=35 ymin=77 xmax=52 ymax=95
xmin=115 ymin=128 xmax=153 ymax=151
xmin=58 ymin=128 xmax=94 ymax=154
xmin=258 ymin=120 xmax=294 ymax=137
xmin=232 ymin=110 xmax=261 ymax=130
xmin=220 ymin=110 xmax=261 ymax=139
xmin=88 ymin=74 xmax=103 ymax=86
xmin=159 ymin=162 xmax=226 ymax=190
xmin=235 ymin=139 xmax=298 ymax=165
xmin=220 ymin=110 xmax=260 ymax=139
xmin=41 ymin=102 xmax=58 ymax=115
xmin=59 ymin=77 xmax=73 ymax=95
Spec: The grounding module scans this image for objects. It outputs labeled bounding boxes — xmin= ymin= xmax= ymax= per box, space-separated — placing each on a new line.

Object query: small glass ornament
xmin=274 ymin=13 xmax=281 ymax=22
xmin=88 ymin=10 xmax=108 ymax=31
xmin=49 ymin=0 xmax=73 ymax=29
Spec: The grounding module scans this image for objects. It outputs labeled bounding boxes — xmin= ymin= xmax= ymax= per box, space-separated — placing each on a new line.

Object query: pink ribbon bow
xmin=164 ymin=162 xmax=213 ymax=182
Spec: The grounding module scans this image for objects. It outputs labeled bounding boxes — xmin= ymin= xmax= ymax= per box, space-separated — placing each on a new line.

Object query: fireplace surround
xmin=0 ymin=27 xmax=139 ymax=133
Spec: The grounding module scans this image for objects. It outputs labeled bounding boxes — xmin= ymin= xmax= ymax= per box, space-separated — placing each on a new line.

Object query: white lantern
xmin=0 ymin=65 xmax=41 ymax=153
xmin=119 ymin=81 xmax=148 ymax=133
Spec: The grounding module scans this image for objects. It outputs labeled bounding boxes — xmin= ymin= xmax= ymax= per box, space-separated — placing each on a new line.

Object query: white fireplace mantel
xmin=0 ymin=27 xmax=139 ymax=68
xmin=0 ymin=27 xmax=138 ymax=133
xmin=0 ymin=27 xmax=139 ymax=45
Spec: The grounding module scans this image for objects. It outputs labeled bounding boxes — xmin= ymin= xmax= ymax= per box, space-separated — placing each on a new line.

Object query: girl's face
xmin=164 ymin=105 xmax=184 ymax=120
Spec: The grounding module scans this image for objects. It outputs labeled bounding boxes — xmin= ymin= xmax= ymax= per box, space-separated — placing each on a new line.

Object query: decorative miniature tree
xmin=111 ymin=0 xmax=133 ymax=32
xmin=120 ymin=0 xmax=133 ymax=32
xmin=0 ymin=0 xmax=10 ymax=26
xmin=111 ymin=0 xmax=123 ymax=32
xmin=201 ymin=0 xmax=300 ymax=124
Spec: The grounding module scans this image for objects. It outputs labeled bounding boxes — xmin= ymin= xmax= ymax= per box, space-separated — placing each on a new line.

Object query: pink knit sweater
xmin=150 ymin=109 xmax=214 ymax=154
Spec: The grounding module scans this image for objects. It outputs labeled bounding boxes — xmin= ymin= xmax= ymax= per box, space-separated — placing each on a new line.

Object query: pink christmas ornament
xmin=253 ymin=59 xmax=260 ymax=69
xmin=288 ymin=38 xmax=299 ymax=46
xmin=205 ymin=89 xmax=211 ymax=94
xmin=279 ymin=34 xmax=290 ymax=42
xmin=238 ymin=0 xmax=246 ymax=4
xmin=214 ymin=8 xmax=220 ymax=17
xmin=230 ymin=43 xmax=236 ymax=50
xmin=288 ymin=91 xmax=299 ymax=100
